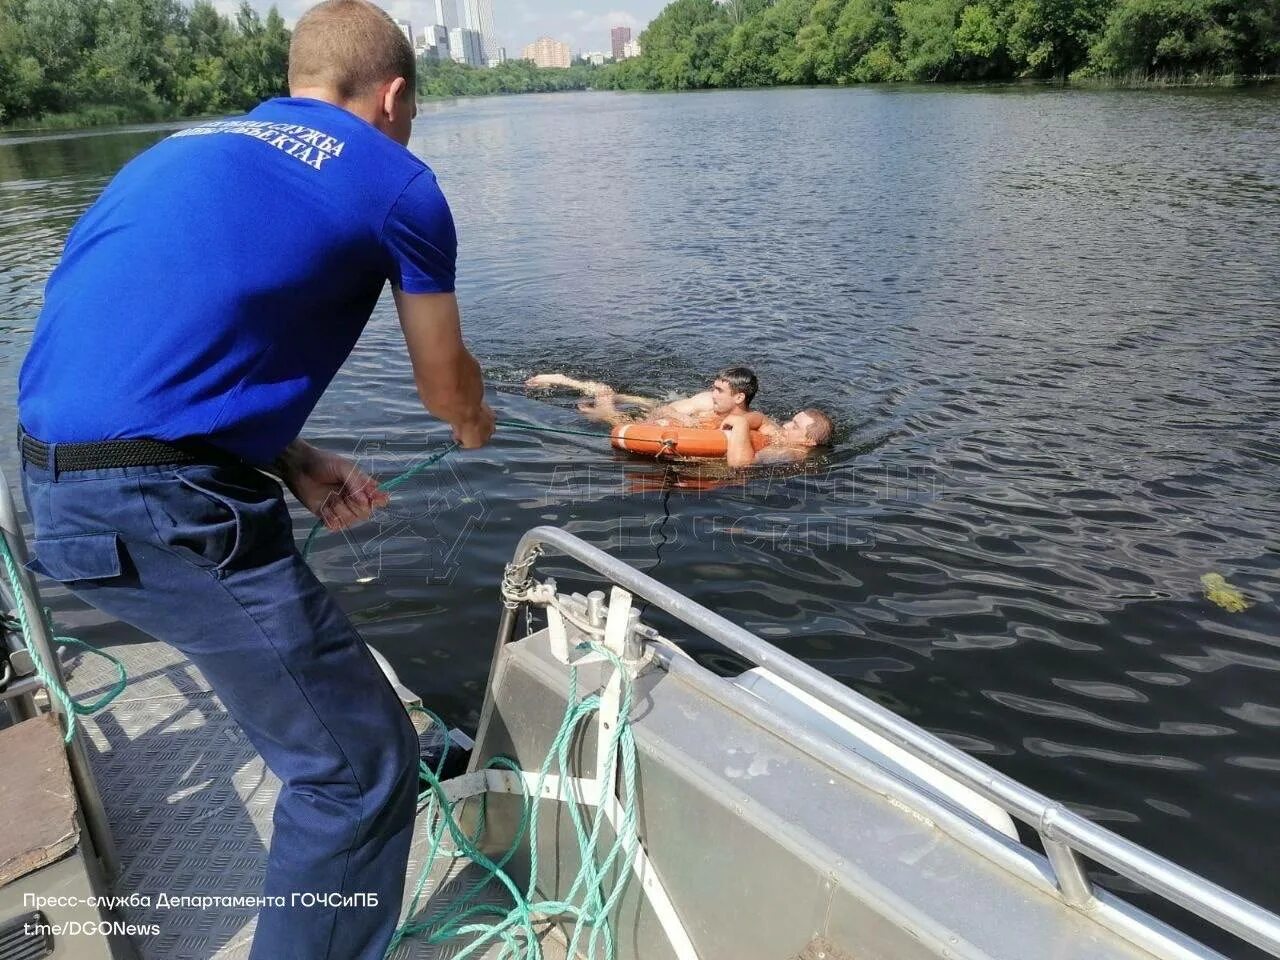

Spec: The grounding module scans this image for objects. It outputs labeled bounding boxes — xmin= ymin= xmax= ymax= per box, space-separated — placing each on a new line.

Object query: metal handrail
xmin=0 ymin=466 xmax=119 ymax=879
xmin=497 ymin=525 xmax=1280 ymax=958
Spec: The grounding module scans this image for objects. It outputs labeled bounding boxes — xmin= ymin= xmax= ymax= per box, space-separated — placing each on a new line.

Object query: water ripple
xmin=2 ymin=87 xmax=1278 ymax=952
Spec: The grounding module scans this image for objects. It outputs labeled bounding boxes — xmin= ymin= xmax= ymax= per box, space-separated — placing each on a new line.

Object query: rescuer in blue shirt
xmin=16 ymin=2 xmax=494 ymax=957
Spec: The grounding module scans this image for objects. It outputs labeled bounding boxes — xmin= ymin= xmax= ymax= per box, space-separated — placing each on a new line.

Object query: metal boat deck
xmin=60 ymin=637 xmax=566 ymax=960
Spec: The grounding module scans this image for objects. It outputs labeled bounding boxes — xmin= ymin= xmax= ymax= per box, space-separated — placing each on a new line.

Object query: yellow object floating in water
xmin=1201 ymin=573 xmax=1251 ymax=613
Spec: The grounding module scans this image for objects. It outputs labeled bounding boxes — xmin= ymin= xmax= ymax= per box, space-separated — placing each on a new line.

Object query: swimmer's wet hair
xmin=716 ymin=366 xmax=759 ymax=406
xmin=289 ymin=0 xmax=416 ymax=100
xmin=802 ymin=409 xmax=833 ymax=444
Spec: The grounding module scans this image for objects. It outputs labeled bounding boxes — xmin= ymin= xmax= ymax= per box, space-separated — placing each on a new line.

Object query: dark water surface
xmin=2 ymin=87 xmax=1278 ymax=952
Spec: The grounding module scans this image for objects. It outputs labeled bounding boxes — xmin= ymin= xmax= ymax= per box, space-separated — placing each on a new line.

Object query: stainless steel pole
xmin=0 ymin=466 xmax=120 ymax=880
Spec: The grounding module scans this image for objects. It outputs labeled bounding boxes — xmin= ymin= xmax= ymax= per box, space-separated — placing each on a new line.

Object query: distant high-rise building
xmin=434 ymin=0 xmax=459 ymax=30
xmin=522 ymin=36 xmax=572 ymax=69
xmin=610 ymin=26 xmax=631 ymax=61
xmin=486 ymin=47 xmax=507 ymax=68
xmin=449 ymin=26 xmax=483 ymax=66
xmin=394 ymin=18 xmax=414 ymax=50
xmin=462 ymin=0 xmax=497 ymax=64
xmin=423 ymin=23 xmax=449 ymax=59
xmin=584 ymin=51 xmax=606 ymax=66
xmin=622 ymin=39 xmax=642 ymax=59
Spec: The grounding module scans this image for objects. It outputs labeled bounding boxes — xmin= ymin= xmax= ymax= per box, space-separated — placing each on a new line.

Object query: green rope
xmin=301 ymin=442 xmax=460 ymax=560
xmin=0 ymin=537 xmax=128 ymax=743
xmin=495 ymin=418 xmax=606 ymax=441
xmin=300 ymin=419 xmax=605 ymax=560
xmin=0 ymin=419 xmax=602 ymax=740
xmin=388 ymin=641 xmax=639 ymax=960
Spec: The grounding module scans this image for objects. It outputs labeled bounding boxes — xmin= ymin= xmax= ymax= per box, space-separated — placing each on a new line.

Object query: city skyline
xmin=210 ymin=0 xmax=666 ymax=58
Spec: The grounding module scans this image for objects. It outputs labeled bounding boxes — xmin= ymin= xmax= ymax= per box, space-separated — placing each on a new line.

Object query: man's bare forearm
xmin=421 ymin=349 xmax=486 ymax=426
xmin=559 ymin=375 xmax=610 ymax=395
xmin=723 ymin=418 xmax=758 ymax=468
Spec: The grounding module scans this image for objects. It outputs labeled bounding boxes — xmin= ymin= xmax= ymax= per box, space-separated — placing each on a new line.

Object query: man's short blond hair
xmin=802 ymin=409 xmax=833 ymax=444
xmin=289 ymin=0 xmax=416 ymax=100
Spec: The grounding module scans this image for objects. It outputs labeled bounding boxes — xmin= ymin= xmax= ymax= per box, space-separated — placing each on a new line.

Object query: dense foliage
xmin=603 ymin=0 xmax=1279 ymax=88
xmin=0 ymin=0 xmax=605 ymax=127
xmin=0 ymin=0 xmax=289 ymax=126
xmin=416 ymin=58 xmax=601 ymax=97
xmin=2 ymin=0 xmax=1274 ymax=126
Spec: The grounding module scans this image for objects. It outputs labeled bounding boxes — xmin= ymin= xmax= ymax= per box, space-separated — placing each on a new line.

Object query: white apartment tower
xmin=461 ymin=0 xmax=497 ymax=64
xmin=449 ymin=26 xmax=484 ymax=67
xmin=434 ymin=0 xmax=459 ymax=30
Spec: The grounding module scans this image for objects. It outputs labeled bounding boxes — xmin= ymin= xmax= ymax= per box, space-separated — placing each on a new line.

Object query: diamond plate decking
xmin=67 ymin=639 xmax=567 ymax=960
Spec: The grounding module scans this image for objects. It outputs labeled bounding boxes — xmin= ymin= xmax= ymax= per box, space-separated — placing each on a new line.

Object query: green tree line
xmin=604 ymin=0 xmax=1279 ymax=88
xmin=0 ymin=0 xmax=288 ymax=127
xmin=3 ymin=0 xmax=1274 ymax=127
xmin=416 ymin=57 xmax=601 ymax=97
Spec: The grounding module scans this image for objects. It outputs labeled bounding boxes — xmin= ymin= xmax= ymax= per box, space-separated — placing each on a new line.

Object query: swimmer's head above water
xmin=724 ymin=407 xmax=833 ymax=467
xmin=709 ymin=366 xmax=759 ymax=415
xmin=775 ymin=408 xmax=833 ymax=446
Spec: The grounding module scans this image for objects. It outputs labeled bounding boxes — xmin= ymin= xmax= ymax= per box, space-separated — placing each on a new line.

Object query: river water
xmin=1 ymin=86 xmax=1278 ymax=954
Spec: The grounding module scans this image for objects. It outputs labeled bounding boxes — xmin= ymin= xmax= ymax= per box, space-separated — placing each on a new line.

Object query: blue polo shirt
xmin=18 ymin=97 xmax=457 ymax=464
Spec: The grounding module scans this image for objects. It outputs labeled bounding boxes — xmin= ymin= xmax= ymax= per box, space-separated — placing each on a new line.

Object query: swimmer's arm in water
xmin=581 ymin=387 xmax=723 ymax=429
xmin=752 ymin=445 xmax=805 ymax=465
xmin=722 ymin=414 xmax=760 ymax=468
xmin=723 ymin=414 xmax=804 ymax=467
xmin=526 ymin=373 xmax=651 ymax=406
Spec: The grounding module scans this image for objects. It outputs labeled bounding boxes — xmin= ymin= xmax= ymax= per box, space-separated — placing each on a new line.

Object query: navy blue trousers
xmin=21 ymin=456 xmax=420 ymax=960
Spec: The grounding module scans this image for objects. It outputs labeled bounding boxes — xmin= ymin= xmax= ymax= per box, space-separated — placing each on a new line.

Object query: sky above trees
xmin=208 ymin=0 xmax=667 ymax=55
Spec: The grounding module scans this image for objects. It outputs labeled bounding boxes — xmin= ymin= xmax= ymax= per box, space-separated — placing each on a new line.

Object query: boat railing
xmin=496 ymin=525 xmax=1280 ymax=959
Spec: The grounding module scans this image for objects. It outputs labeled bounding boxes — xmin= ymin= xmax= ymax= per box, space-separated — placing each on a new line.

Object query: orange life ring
xmin=610 ymin=423 xmax=769 ymax=459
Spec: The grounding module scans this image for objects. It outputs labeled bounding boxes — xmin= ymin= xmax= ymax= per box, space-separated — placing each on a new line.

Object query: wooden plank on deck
xmin=0 ymin=713 xmax=78 ymax=887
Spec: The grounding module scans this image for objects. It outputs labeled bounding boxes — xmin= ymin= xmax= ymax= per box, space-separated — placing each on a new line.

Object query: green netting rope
xmin=0 ymin=535 xmax=128 ymax=743
xmin=494 ymin=418 xmax=606 ymax=440
xmin=389 ymin=640 xmax=640 ymax=960
xmin=300 ymin=417 xmax=606 ymax=560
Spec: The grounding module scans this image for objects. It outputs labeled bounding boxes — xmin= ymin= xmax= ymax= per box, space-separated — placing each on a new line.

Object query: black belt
xmin=18 ymin=427 xmax=242 ymax=473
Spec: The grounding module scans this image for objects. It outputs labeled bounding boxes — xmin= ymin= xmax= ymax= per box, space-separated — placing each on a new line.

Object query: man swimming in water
xmin=526 ymin=366 xmax=833 ymax=465
xmin=526 ymin=365 xmax=762 ymax=428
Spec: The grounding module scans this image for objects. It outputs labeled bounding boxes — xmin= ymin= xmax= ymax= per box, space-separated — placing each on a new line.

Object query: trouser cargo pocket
xmin=27 ymin=532 xmax=123 ymax=583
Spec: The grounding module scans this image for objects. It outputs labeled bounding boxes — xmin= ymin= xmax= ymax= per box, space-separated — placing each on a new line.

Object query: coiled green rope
xmin=389 ymin=641 xmax=639 ymax=960
xmin=0 ymin=536 xmax=128 ymax=743
xmin=292 ymin=416 xmax=641 ymax=959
